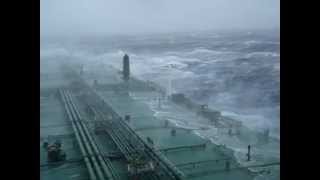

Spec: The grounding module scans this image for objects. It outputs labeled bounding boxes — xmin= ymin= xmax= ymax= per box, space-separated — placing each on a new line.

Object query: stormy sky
xmin=41 ymin=0 xmax=279 ymax=37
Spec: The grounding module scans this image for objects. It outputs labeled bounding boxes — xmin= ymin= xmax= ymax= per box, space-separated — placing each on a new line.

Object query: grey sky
xmin=41 ymin=0 xmax=279 ymax=36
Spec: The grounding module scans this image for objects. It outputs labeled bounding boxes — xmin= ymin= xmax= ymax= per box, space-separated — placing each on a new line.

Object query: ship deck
xmin=40 ymin=60 xmax=278 ymax=180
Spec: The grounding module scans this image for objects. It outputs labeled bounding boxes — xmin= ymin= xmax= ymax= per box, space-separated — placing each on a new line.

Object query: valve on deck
xmin=225 ymin=160 xmax=230 ymax=171
xmin=125 ymin=115 xmax=131 ymax=122
xmin=171 ymin=128 xmax=176 ymax=136
xmin=43 ymin=141 xmax=49 ymax=149
xmin=164 ymin=120 xmax=169 ymax=128
xmin=146 ymin=137 xmax=154 ymax=147
xmin=127 ymin=155 xmax=155 ymax=179
xmin=44 ymin=140 xmax=66 ymax=162
xmin=54 ymin=140 xmax=61 ymax=148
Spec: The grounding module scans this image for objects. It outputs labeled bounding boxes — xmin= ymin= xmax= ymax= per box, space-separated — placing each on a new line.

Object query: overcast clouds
xmin=41 ymin=0 xmax=279 ymax=37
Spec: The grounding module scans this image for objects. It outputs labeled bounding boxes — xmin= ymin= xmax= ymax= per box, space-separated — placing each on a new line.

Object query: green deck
xmin=40 ymin=60 xmax=278 ymax=180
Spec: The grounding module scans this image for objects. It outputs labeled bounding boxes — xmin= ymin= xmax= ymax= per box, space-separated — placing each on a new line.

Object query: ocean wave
xmin=187 ymin=48 xmax=237 ymax=58
xmin=139 ymin=90 xmax=279 ymax=178
xmin=221 ymin=111 xmax=275 ymax=130
xmin=244 ymin=40 xmax=279 ymax=46
xmin=165 ymin=47 xmax=236 ymax=58
xmin=244 ymin=40 xmax=262 ymax=46
xmin=245 ymin=52 xmax=280 ymax=58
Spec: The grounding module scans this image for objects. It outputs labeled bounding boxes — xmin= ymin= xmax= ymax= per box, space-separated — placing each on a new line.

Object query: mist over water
xmin=41 ymin=0 xmax=279 ymax=37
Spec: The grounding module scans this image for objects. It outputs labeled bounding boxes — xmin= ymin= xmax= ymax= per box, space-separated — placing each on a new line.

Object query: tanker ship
xmin=40 ymin=54 xmax=280 ymax=180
